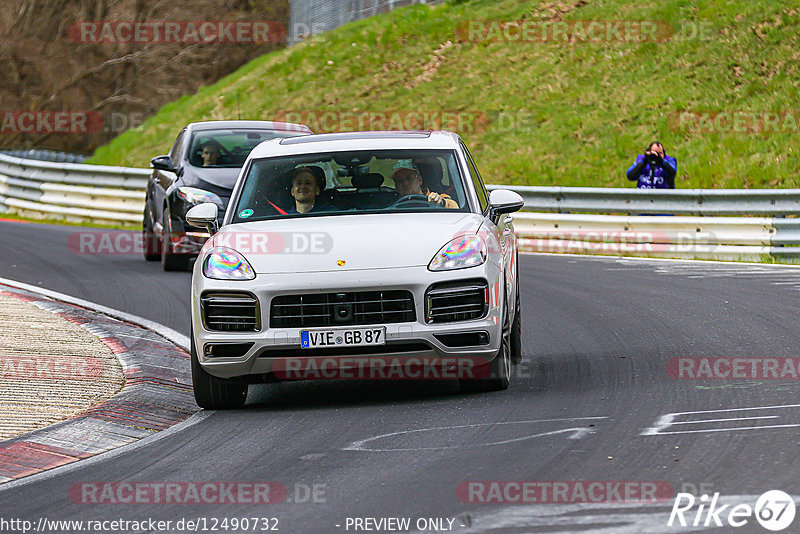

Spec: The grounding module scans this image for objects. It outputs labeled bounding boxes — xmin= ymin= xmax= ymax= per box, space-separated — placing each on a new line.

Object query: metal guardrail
xmin=486 ymin=185 xmax=800 ymax=216
xmin=0 ymin=153 xmax=148 ymax=224
xmin=511 ymin=212 xmax=799 ymax=261
xmin=0 ymin=149 xmax=89 ymax=164
xmin=1 ymin=151 xmax=799 ymax=261
xmin=480 ymin=185 xmax=800 ymax=260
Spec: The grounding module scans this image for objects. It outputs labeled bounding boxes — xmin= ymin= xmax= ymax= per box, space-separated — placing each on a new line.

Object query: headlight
xmin=428 ymin=235 xmax=487 ymax=271
xmin=203 ymin=247 xmax=255 ymax=280
xmin=177 ymin=187 xmax=224 ymax=208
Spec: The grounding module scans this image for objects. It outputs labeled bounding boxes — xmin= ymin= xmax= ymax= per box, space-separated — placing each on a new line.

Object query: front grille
xmin=426 ymin=280 xmax=488 ymax=324
xmin=201 ymin=292 xmax=259 ymax=332
xmin=270 ymin=290 xmax=416 ymax=328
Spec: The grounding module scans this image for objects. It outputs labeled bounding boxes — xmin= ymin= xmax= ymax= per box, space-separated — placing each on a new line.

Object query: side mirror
xmin=186 ymin=203 xmax=219 ymax=235
xmin=488 ymin=189 xmax=524 ymax=219
xmin=151 ymin=155 xmax=175 ymax=172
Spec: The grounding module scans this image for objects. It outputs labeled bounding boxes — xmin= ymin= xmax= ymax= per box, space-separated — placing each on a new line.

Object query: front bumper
xmin=191 ymin=265 xmax=503 ymax=380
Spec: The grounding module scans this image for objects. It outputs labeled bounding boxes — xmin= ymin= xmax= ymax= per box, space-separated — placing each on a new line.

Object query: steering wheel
xmin=391 ymin=194 xmax=435 ymax=207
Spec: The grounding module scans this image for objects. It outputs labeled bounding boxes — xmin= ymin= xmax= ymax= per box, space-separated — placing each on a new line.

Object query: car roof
xmin=187 ymin=120 xmax=312 ymax=133
xmin=249 ymin=130 xmax=462 ymax=159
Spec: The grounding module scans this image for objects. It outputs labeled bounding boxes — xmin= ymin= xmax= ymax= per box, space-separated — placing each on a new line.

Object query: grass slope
xmin=89 ymin=0 xmax=800 ymax=188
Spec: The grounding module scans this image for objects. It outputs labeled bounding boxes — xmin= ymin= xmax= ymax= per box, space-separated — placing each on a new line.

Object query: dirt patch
xmin=0 ymin=295 xmax=125 ymax=440
xmin=407 ymin=40 xmax=455 ymax=89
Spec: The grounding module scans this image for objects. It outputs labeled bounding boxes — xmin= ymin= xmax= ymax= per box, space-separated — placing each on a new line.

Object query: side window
xmin=168 ymin=130 xmax=185 ymax=166
xmin=461 ymin=142 xmax=489 ymax=212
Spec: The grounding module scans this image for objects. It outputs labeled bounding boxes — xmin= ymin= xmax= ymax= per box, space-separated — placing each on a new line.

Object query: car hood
xmin=209 ymin=212 xmax=485 ymax=273
xmin=182 ymin=165 xmax=242 ymax=191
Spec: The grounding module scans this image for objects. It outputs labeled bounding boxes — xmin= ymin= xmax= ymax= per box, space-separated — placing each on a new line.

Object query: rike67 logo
xmin=669 ymin=490 xmax=796 ymax=531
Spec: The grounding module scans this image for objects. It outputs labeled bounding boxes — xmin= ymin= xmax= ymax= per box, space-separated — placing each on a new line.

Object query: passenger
xmin=200 ymin=142 xmax=221 ymax=167
xmin=390 ymin=160 xmax=458 ymax=208
xmin=414 ymin=157 xmax=452 ymax=195
xmin=287 ymin=166 xmax=331 ymax=214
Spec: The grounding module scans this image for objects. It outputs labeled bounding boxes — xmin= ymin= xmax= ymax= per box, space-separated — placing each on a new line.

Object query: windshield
xmin=188 ymin=129 xmax=308 ymax=168
xmin=231 ymin=149 xmax=469 ymax=223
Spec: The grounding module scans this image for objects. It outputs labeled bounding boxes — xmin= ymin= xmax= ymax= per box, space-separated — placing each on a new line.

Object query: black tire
xmin=460 ymin=291 xmax=511 ymax=393
xmin=161 ymin=207 xmax=190 ymax=271
xmin=142 ymin=207 xmax=160 ymax=261
xmin=510 ymin=255 xmax=523 ymax=364
xmin=191 ymin=331 xmax=248 ymax=410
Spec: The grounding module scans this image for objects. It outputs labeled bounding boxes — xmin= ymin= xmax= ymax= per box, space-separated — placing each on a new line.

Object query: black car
xmin=143 ymin=120 xmax=313 ymax=270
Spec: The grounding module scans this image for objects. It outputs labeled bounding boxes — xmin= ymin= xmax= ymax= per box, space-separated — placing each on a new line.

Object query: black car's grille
xmin=426 ymin=280 xmax=488 ymax=324
xmin=270 ymin=291 xmax=416 ymax=328
xmin=201 ymin=292 xmax=259 ymax=332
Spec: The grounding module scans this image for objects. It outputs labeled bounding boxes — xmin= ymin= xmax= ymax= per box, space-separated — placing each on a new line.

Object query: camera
xmin=645 ymin=153 xmax=662 ymax=165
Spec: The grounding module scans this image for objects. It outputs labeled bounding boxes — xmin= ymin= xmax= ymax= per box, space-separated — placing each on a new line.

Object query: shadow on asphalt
xmin=243 ymin=378 xmax=466 ymax=411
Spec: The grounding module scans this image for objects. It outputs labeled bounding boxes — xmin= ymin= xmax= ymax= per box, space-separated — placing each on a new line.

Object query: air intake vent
xmin=204 ymin=343 xmax=255 ymax=358
xmin=426 ymin=280 xmax=488 ymax=324
xmin=270 ymin=290 xmax=416 ymax=328
xmin=201 ymin=292 xmax=259 ymax=332
xmin=434 ymin=331 xmax=490 ymax=347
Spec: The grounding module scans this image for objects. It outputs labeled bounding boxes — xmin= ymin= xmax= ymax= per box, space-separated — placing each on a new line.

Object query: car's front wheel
xmin=142 ymin=206 xmax=160 ymax=261
xmin=191 ymin=332 xmax=248 ymax=409
xmin=459 ymin=294 xmax=511 ymax=393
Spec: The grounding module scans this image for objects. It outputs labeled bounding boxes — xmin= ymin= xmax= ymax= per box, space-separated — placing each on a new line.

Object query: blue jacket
xmin=626 ymin=154 xmax=678 ymax=189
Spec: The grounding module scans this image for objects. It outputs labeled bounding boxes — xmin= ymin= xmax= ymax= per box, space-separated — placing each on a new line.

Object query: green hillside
xmin=89 ymin=0 xmax=800 ymax=189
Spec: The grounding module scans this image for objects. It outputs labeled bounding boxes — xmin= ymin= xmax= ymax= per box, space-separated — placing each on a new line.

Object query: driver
xmin=390 ymin=160 xmax=458 ymax=209
xmin=200 ymin=142 xmax=221 ymax=167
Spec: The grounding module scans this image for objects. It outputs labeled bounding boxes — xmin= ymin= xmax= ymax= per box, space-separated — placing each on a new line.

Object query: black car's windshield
xmin=231 ymin=150 xmax=469 ymax=223
xmin=188 ymin=129 xmax=308 ymax=168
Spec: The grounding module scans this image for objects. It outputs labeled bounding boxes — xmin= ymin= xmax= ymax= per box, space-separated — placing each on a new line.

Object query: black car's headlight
xmin=177 ymin=187 xmax=224 ymax=208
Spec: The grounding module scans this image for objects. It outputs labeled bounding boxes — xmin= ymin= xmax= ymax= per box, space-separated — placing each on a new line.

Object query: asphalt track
xmin=2 ymin=220 xmax=800 ymax=533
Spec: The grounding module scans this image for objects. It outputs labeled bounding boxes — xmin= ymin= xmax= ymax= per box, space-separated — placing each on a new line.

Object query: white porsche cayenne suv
xmin=186 ymin=131 xmax=524 ymax=409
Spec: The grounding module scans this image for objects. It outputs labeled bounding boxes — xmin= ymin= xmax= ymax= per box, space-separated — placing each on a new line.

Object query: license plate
xmin=300 ymin=327 xmax=385 ymax=348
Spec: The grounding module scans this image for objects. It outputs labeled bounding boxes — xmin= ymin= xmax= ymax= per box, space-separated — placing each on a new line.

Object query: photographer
xmin=626 ymin=141 xmax=677 ymax=189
